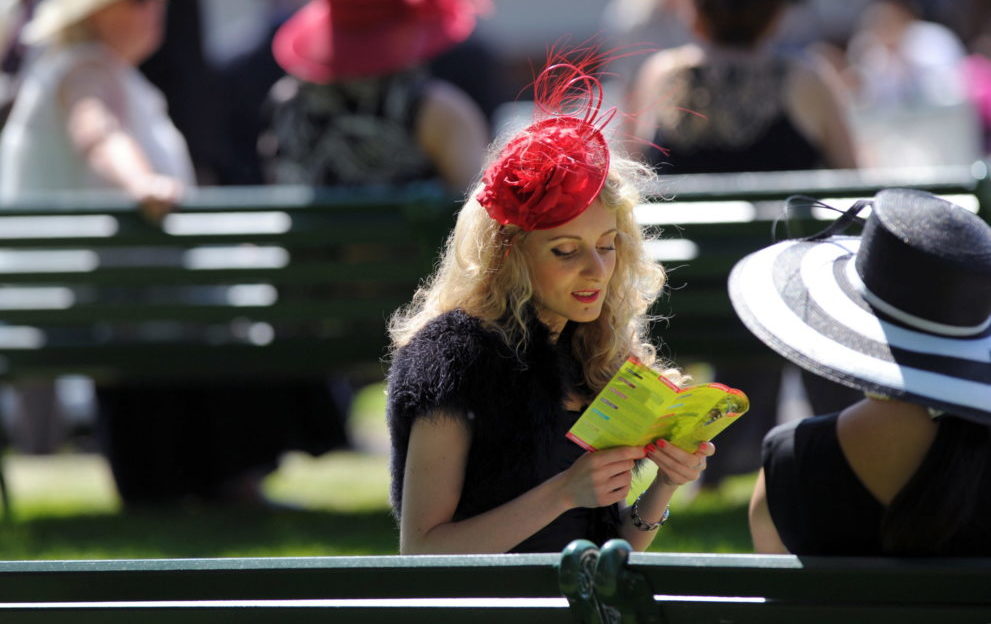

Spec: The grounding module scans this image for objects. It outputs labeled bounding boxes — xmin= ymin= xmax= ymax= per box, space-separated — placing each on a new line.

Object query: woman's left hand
xmin=644 ymin=440 xmax=716 ymax=486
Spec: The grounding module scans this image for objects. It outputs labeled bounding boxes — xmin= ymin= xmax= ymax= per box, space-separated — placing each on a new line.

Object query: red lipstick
xmin=572 ymin=290 xmax=600 ymax=303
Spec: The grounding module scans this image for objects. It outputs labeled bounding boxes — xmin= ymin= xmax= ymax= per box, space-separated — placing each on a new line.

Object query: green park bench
xmin=0 ymin=164 xmax=988 ymax=517
xmin=0 ymin=538 xmax=987 ymax=623
xmin=0 ymin=167 xmax=989 ymax=621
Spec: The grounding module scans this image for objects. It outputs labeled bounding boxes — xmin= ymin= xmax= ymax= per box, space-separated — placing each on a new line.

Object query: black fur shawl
xmin=387 ymin=309 xmax=583 ymax=520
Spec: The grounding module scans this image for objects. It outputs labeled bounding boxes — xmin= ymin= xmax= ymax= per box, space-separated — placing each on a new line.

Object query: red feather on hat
xmin=477 ymin=48 xmax=619 ymax=231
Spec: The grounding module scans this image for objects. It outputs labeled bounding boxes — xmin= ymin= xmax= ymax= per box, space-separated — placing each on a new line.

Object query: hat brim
xmin=21 ymin=0 xmax=120 ymax=45
xmin=273 ymin=0 xmax=477 ymax=83
xmin=728 ymin=236 xmax=991 ymax=423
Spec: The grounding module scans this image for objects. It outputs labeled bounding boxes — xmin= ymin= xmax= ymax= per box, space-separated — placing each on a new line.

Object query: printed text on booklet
xmin=567 ymin=358 xmax=749 ymax=452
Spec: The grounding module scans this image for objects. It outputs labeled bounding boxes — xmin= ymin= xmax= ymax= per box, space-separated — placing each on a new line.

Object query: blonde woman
xmin=387 ymin=53 xmax=715 ymax=554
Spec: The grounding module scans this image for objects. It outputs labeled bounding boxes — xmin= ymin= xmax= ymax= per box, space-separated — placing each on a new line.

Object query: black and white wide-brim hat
xmin=728 ymin=188 xmax=991 ymax=423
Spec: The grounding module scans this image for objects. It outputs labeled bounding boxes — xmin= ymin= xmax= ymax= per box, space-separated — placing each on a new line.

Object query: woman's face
xmin=88 ymin=0 xmax=167 ymax=65
xmin=521 ymin=199 xmax=618 ymax=335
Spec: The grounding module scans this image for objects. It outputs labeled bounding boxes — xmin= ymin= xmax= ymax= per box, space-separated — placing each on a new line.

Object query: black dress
xmin=387 ymin=309 xmax=620 ymax=553
xmin=762 ymin=413 xmax=991 ymax=556
xmin=261 ymin=69 xmax=435 ymax=186
xmin=762 ymin=414 xmax=886 ymax=555
xmin=515 ymin=409 xmax=622 ymax=553
xmin=644 ymin=55 xmax=824 ymax=174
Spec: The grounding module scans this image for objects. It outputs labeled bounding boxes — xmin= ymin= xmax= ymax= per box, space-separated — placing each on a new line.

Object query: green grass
xmin=0 ymin=383 xmax=756 ymax=560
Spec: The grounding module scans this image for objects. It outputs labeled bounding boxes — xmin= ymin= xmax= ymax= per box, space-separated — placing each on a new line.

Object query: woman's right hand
xmin=127 ymin=173 xmax=184 ymax=222
xmin=560 ymin=446 xmax=643 ymax=509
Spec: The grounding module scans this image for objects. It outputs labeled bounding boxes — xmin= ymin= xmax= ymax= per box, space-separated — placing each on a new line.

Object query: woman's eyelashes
xmin=550 ymin=242 xmax=616 ymax=258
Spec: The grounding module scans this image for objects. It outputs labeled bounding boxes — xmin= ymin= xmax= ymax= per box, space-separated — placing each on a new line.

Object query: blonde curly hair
xmin=388 ymin=154 xmax=682 ymax=392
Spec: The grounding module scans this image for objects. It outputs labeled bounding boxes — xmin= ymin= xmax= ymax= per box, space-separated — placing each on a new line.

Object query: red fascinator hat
xmin=273 ymin=0 xmax=486 ymax=84
xmin=477 ymin=51 xmax=617 ymax=231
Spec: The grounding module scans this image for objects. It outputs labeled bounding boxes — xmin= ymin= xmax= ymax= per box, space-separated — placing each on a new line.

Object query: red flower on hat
xmin=476 ymin=51 xmax=616 ymax=231
xmin=478 ymin=117 xmax=608 ymax=230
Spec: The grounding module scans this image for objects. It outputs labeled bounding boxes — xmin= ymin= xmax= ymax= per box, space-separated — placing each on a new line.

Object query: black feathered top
xmin=386 ymin=308 xmax=621 ymax=553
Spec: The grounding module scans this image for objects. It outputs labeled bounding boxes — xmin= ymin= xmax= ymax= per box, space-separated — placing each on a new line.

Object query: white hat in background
xmin=21 ymin=0 xmax=121 ymax=45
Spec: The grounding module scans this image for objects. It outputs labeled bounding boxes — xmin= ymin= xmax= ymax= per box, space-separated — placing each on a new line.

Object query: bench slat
xmin=658 ymin=602 xmax=991 ymax=624
xmin=0 ymin=262 xmax=431 ymax=286
xmin=0 ymin=298 xmax=406 ymax=324
xmin=0 ymin=341 xmax=391 ymax=378
xmin=630 ymin=553 xmax=991 ymax=605
xmin=0 ymin=604 xmax=575 ymax=624
xmin=0 ymin=556 xmax=563 ymax=601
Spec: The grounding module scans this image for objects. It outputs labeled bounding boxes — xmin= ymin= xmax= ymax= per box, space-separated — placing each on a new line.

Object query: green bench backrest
xmin=1 ymin=164 xmax=987 ymax=379
xmin=639 ymin=163 xmax=991 ymax=364
xmin=0 ymin=184 xmax=455 ymax=381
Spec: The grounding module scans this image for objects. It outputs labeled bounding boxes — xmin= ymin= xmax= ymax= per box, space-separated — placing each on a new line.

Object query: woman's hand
xmin=127 ymin=172 xmax=184 ymax=222
xmin=560 ymin=446 xmax=644 ymax=509
xmin=645 ymin=440 xmax=715 ymax=486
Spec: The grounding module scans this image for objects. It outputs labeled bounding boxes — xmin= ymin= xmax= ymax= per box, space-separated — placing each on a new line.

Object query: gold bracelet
xmin=631 ymin=495 xmax=669 ymax=531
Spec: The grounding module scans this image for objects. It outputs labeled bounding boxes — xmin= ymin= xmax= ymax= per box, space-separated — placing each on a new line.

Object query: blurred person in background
xmin=961 ymin=17 xmax=991 ymax=155
xmin=1 ymin=0 xmax=352 ymax=507
xmin=250 ymin=0 xmax=491 ymax=496
xmin=600 ymin=0 xmax=694 ymax=103
xmin=845 ymin=0 xmax=966 ymax=110
xmin=0 ymin=0 xmax=35 ymax=129
xmin=0 ymin=0 xmax=188 ymax=458
xmin=0 ymin=0 xmax=190 ymax=217
xmin=622 ymin=0 xmax=861 ymax=489
xmin=259 ymin=0 xmax=489 ymax=193
xmin=626 ymin=0 xmax=858 ymax=172
xmin=841 ymin=0 xmax=980 ymax=167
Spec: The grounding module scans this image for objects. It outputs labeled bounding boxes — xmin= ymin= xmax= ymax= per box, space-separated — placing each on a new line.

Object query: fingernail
xmin=657 ymin=439 xmax=667 ymax=448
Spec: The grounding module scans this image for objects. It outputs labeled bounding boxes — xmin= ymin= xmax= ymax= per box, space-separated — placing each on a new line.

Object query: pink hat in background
xmin=272 ymin=0 xmax=486 ymax=84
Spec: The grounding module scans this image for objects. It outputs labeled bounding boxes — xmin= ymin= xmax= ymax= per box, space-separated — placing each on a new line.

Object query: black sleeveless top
xmin=763 ymin=413 xmax=991 ymax=556
xmin=387 ymin=310 xmax=620 ymax=553
xmin=263 ymin=69 xmax=435 ymax=186
xmin=645 ymin=57 xmax=823 ymax=174
xmin=762 ymin=414 xmax=886 ymax=555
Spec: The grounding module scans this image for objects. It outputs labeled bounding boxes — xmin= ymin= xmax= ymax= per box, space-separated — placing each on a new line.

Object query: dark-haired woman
xmin=626 ymin=0 xmax=858 ymax=173
xmin=730 ymin=189 xmax=991 ymax=556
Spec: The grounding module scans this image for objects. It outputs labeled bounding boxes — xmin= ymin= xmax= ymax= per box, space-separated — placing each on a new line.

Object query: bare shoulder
xmin=783 ymin=54 xmax=858 ymax=167
xmin=416 ymin=79 xmax=487 ymax=191
xmin=421 ymin=79 xmax=482 ymax=120
xmin=633 ymin=44 xmax=703 ymax=92
xmin=785 ymin=56 xmax=841 ymax=102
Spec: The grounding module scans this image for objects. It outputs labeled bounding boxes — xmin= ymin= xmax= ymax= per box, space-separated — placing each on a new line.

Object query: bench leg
xmin=560 ymin=539 xmax=606 ymax=623
xmin=560 ymin=539 xmax=663 ymax=624
xmin=595 ymin=539 xmax=663 ymax=624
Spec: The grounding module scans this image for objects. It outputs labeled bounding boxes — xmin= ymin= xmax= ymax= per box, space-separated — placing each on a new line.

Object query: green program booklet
xmin=566 ymin=357 xmax=750 ymax=452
